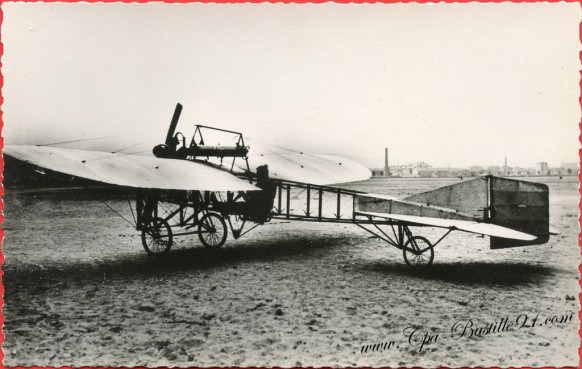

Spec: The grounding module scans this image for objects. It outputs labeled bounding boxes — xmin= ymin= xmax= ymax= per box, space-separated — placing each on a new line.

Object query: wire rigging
xmin=37 ymin=130 xmax=158 ymax=147
xmin=81 ymin=149 xmax=151 ymax=163
xmin=127 ymin=196 xmax=137 ymax=225
xmin=111 ymin=139 xmax=153 ymax=154
xmin=83 ymin=183 xmax=136 ymax=228
xmin=97 ymin=198 xmax=136 ymax=228
xmin=38 ymin=134 xmax=122 ymax=147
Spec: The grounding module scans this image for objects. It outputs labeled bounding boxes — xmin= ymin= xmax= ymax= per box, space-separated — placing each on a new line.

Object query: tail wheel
xmin=198 ymin=212 xmax=227 ymax=248
xmin=141 ymin=217 xmax=173 ymax=256
xmin=403 ymin=236 xmax=434 ymax=266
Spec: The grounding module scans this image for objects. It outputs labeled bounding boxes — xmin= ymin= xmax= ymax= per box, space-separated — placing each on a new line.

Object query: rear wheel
xmin=198 ymin=212 xmax=227 ymax=248
xmin=141 ymin=217 xmax=173 ymax=256
xmin=403 ymin=236 xmax=434 ymax=266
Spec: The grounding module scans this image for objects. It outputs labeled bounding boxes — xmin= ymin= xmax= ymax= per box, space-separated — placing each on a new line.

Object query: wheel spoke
xmin=198 ymin=213 xmax=227 ymax=248
xmin=403 ymin=236 xmax=434 ymax=267
xmin=141 ymin=217 xmax=173 ymax=256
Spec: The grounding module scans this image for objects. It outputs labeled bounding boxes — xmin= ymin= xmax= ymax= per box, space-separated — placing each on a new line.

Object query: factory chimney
xmin=384 ymin=148 xmax=389 ymax=177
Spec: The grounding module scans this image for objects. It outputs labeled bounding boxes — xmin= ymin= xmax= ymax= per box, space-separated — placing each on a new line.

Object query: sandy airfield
xmin=2 ymin=176 xmax=580 ymax=368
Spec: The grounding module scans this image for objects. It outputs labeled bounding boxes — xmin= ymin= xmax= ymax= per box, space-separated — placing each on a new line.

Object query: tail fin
xmin=488 ymin=177 xmax=549 ymax=249
xmin=405 ymin=176 xmax=549 ymax=249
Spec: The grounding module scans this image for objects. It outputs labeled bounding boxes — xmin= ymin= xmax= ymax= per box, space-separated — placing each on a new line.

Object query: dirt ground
xmin=2 ymin=176 xmax=579 ymax=368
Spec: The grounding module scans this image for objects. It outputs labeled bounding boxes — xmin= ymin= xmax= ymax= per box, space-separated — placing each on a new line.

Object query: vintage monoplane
xmin=4 ymin=104 xmax=553 ymax=266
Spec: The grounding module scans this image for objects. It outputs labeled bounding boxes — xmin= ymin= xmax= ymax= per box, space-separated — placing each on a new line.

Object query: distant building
xmin=418 ymin=169 xmax=454 ymax=178
xmin=560 ymin=162 xmax=578 ymax=175
xmin=510 ymin=167 xmax=529 ymax=176
xmin=392 ymin=165 xmax=420 ymax=177
xmin=501 ymin=166 xmax=512 ymax=176
xmin=550 ymin=168 xmax=563 ymax=176
xmin=536 ymin=162 xmax=549 ymax=176
xmin=369 ymin=160 xmax=570 ymax=179
xmin=486 ymin=166 xmax=501 ymax=176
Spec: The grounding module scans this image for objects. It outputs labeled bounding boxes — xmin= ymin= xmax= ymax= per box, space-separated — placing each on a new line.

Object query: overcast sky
xmin=2 ymin=3 xmax=580 ymax=168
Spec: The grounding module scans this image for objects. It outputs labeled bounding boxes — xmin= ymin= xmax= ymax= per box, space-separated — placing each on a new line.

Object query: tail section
xmin=404 ymin=177 xmax=489 ymax=220
xmin=488 ymin=177 xmax=549 ymax=249
xmin=405 ymin=176 xmax=550 ymax=249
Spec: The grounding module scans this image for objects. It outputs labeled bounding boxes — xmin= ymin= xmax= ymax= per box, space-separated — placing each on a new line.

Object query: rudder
xmin=488 ymin=177 xmax=549 ymax=249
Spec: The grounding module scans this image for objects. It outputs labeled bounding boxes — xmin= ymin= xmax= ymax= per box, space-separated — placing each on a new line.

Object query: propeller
xmin=165 ymin=103 xmax=183 ymax=146
xmin=153 ymin=103 xmax=183 ymax=158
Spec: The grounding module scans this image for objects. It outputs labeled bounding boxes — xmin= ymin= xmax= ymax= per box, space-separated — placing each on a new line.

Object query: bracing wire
xmin=111 ymin=139 xmax=153 ymax=154
xmin=81 ymin=149 xmax=151 ymax=163
xmin=37 ymin=134 xmax=122 ymax=147
xmin=250 ymin=140 xmax=307 ymax=168
xmin=37 ymin=130 xmax=157 ymax=147
xmin=127 ymin=196 xmax=137 ymax=225
xmin=98 ymin=198 xmax=136 ymax=228
xmin=83 ymin=183 xmax=136 ymax=228
xmin=253 ymin=140 xmax=345 ymax=170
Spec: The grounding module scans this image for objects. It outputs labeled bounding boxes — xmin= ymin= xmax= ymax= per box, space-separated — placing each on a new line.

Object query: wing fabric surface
xmin=243 ymin=153 xmax=371 ymax=185
xmin=357 ymin=211 xmax=537 ymax=241
xmin=4 ymin=146 xmax=258 ymax=191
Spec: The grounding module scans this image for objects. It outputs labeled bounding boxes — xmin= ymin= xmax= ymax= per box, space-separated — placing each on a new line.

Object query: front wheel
xmin=198 ymin=212 xmax=227 ymax=248
xmin=141 ymin=217 xmax=173 ymax=256
xmin=403 ymin=236 xmax=434 ymax=266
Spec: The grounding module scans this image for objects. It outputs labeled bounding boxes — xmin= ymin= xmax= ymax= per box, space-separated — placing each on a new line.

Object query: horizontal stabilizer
xmin=356 ymin=211 xmax=537 ymax=241
xmin=4 ymin=145 xmax=259 ymax=192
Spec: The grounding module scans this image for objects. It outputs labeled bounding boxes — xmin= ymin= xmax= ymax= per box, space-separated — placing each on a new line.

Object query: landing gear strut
xmin=355 ymin=221 xmax=442 ymax=267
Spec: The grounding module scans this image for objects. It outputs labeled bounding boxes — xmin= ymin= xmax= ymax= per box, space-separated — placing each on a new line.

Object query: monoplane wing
xmin=356 ymin=211 xmax=537 ymax=241
xmin=4 ymin=145 xmax=259 ymax=191
xmin=243 ymin=153 xmax=372 ymax=185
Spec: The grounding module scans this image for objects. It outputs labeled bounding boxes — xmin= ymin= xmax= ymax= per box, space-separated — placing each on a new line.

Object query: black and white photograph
xmin=1 ymin=2 xmax=580 ymax=367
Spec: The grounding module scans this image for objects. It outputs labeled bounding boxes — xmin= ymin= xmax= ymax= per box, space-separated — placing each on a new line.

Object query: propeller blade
xmin=165 ymin=103 xmax=183 ymax=146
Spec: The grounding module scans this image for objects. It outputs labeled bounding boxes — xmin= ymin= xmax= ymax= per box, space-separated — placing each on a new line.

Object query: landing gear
xmin=403 ymin=236 xmax=434 ymax=266
xmin=355 ymin=221 xmax=444 ymax=267
xmin=198 ymin=212 xmax=228 ymax=248
xmin=141 ymin=217 xmax=173 ymax=256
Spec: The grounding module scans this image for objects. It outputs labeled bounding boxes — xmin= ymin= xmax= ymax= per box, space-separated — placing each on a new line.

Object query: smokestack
xmin=504 ymin=156 xmax=507 ymax=167
xmin=384 ymin=148 xmax=389 ymax=176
